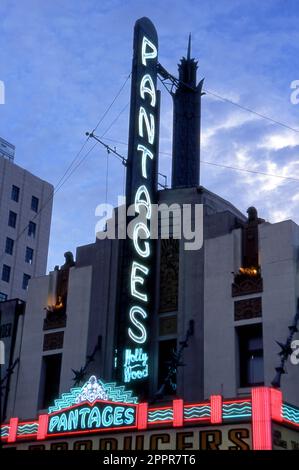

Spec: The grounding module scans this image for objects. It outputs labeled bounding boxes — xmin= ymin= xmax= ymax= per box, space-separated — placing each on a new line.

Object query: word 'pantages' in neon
xmin=95 ymin=199 xmax=204 ymax=252
xmin=124 ymin=35 xmax=157 ymax=383
xmin=49 ymin=405 xmax=135 ymax=433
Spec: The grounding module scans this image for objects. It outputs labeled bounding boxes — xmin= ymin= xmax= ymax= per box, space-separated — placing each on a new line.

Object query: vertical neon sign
xmin=115 ymin=18 xmax=159 ymax=396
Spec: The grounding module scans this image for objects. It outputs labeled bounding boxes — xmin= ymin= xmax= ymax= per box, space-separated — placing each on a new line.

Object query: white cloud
xmin=259 ymin=132 xmax=299 ymax=151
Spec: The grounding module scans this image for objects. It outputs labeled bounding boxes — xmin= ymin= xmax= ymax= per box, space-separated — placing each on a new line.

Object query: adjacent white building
xmin=0 ymin=139 xmax=53 ymax=302
xmin=0 ymin=137 xmax=15 ymax=162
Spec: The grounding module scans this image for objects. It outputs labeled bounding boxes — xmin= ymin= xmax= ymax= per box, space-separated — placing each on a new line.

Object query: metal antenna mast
xmin=86 ymin=131 xmax=128 ymax=166
xmin=86 ymin=131 xmax=168 ymax=189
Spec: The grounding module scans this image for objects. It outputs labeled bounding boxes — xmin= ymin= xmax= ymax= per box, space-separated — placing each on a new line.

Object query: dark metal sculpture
xmin=72 ymin=336 xmax=102 ymax=386
xmin=272 ymin=300 xmax=299 ymax=388
xmin=153 ymin=320 xmax=194 ymax=400
xmin=0 ymin=358 xmax=19 ymax=422
xmin=232 ymin=207 xmax=264 ymax=297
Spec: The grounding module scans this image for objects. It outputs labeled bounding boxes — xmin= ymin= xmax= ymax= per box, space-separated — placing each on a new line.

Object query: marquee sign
xmin=2 ymin=387 xmax=299 ymax=450
xmin=273 ymin=424 xmax=299 ymax=450
xmin=6 ymin=425 xmax=252 ymax=450
xmin=115 ymin=17 xmax=160 ymax=395
xmin=47 ymin=376 xmax=138 ymax=437
xmin=48 ymin=401 xmax=137 ymax=436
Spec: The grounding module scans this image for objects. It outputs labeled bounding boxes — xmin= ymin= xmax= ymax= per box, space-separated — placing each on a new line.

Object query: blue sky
xmin=1 ymin=0 xmax=299 ymax=270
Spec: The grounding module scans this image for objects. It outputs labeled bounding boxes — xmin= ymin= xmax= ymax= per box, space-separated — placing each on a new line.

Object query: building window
xmin=5 ymin=237 xmax=14 ymax=255
xmin=11 ymin=185 xmax=20 ymax=202
xmin=8 ymin=211 xmax=17 ymax=228
xmin=25 ymin=247 xmax=34 ymax=264
xmin=39 ymin=354 xmax=62 ymax=409
xmin=159 ymin=315 xmax=177 ymax=337
xmin=238 ymin=324 xmax=264 ymax=387
xmin=158 ymin=338 xmax=177 ymax=396
xmin=0 ymin=292 xmax=7 ymax=302
xmin=22 ymin=273 xmax=31 ymax=290
xmin=2 ymin=265 xmax=11 ymax=283
xmin=31 ymin=196 xmax=39 ymax=213
xmin=28 ymin=221 xmax=36 ymax=238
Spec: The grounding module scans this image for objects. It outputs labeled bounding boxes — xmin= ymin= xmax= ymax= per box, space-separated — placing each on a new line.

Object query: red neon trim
xmin=283 ymin=418 xmax=299 ymax=428
xmin=137 ymin=403 xmax=148 ymax=430
xmin=270 ymin=388 xmax=283 ymax=423
xmin=183 ymin=402 xmax=209 ymax=408
xmin=49 ymin=399 xmax=137 ymax=416
xmin=16 ymin=433 xmax=38 ymax=440
xmin=37 ymin=414 xmax=49 ymax=440
xmin=222 ymin=399 xmax=251 ymax=404
xmin=183 ymin=417 xmax=210 ymax=423
xmin=148 ymin=406 xmax=173 ymax=412
xmin=148 ymin=420 xmax=173 ymax=426
xmin=173 ymin=399 xmax=183 ymax=427
xmin=251 ymin=387 xmax=272 ymax=450
xmin=7 ymin=418 xmax=18 ymax=443
xmin=210 ymin=395 xmax=222 ymax=424
xmin=48 ymin=423 xmax=137 ymax=439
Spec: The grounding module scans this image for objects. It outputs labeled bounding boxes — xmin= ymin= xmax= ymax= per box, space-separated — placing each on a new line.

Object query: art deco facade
xmin=1 ymin=19 xmax=298 ymax=450
xmin=4 ymin=186 xmax=299 ymax=423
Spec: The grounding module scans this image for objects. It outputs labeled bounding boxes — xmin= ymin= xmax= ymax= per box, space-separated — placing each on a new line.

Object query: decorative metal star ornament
xmin=72 ymin=367 xmax=86 ymax=386
xmin=276 ymin=341 xmax=293 ymax=358
xmin=272 ymin=301 xmax=299 ymax=388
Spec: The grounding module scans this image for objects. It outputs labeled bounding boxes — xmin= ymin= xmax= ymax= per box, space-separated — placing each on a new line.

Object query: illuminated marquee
xmin=47 ymin=376 xmax=138 ymax=437
xmin=2 ymin=387 xmax=299 ymax=451
xmin=48 ymin=402 xmax=136 ymax=436
xmin=116 ymin=17 xmax=160 ymax=392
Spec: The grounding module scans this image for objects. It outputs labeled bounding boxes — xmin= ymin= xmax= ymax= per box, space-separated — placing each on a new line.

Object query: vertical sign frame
xmin=114 ymin=17 xmax=160 ymax=398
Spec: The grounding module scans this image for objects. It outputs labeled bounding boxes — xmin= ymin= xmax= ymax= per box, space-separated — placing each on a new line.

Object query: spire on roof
xmin=187 ymin=33 xmax=191 ymax=60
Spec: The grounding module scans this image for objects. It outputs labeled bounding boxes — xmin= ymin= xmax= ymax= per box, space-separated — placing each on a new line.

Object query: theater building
xmin=1 ymin=18 xmax=298 ymax=450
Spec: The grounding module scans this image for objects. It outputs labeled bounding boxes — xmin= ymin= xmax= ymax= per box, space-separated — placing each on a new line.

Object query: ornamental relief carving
xmin=159 ymin=239 xmax=179 ymax=313
xmin=234 ymin=297 xmax=262 ymax=321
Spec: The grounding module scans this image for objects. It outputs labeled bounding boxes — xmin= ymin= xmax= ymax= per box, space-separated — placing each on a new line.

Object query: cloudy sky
xmin=1 ymin=0 xmax=299 ymax=270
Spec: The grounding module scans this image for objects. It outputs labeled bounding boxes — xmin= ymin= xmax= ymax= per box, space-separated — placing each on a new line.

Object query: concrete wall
xmin=76 ymin=237 xmax=120 ymax=382
xmin=59 ymin=265 xmax=92 ymax=394
xmin=260 ymin=221 xmax=299 ymax=406
xmin=8 ymin=265 xmax=92 ymax=420
xmin=157 ymin=187 xmax=246 ymax=402
xmin=204 ymin=230 xmax=239 ymax=398
xmin=204 ymin=220 xmax=299 ymax=407
xmin=8 ymin=275 xmax=49 ymax=419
